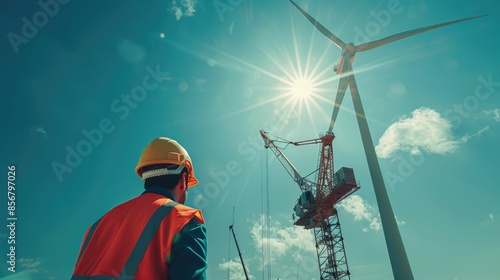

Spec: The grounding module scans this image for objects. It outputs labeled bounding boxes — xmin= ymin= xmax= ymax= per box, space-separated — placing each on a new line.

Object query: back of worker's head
xmin=141 ymin=164 xmax=187 ymax=189
xmin=136 ymin=137 xmax=199 ymax=189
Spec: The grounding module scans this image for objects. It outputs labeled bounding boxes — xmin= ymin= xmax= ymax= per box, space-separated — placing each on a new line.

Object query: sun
xmin=291 ymin=78 xmax=314 ymax=99
xmin=191 ymin=7 xmax=344 ymax=134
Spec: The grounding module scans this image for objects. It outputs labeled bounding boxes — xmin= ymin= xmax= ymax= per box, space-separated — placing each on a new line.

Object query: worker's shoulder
xmin=172 ymin=202 xmax=200 ymax=211
xmin=105 ymin=193 xmax=162 ymax=215
xmin=172 ymin=203 xmax=205 ymax=224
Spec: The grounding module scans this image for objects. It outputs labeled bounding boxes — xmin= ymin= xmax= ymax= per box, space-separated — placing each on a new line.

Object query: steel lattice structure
xmin=260 ymin=130 xmax=359 ymax=279
xmin=314 ymin=212 xmax=350 ymax=279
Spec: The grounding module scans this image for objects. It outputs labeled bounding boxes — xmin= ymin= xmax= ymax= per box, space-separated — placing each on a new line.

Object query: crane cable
xmin=260 ymin=148 xmax=265 ymax=280
xmin=227 ymin=207 xmax=235 ymax=279
xmin=295 ymin=232 xmax=306 ymax=280
xmin=262 ymin=133 xmax=308 ymax=280
xmin=266 ymin=146 xmax=272 ymax=280
xmin=261 ymin=147 xmax=273 ymax=280
xmin=227 ymin=226 xmax=230 ymax=280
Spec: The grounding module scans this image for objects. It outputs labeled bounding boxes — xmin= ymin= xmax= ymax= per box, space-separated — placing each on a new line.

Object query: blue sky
xmin=1 ymin=0 xmax=499 ymax=279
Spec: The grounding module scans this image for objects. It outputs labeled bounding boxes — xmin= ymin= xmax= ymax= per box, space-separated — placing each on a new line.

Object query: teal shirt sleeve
xmin=169 ymin=218 xmax=208 ymax=280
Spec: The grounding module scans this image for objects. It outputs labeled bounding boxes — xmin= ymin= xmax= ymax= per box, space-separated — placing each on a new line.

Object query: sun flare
xmin=291 ymin=78 xmax=314 ymax=98
xmin=198 ymin=8 xmax=346 ymax=135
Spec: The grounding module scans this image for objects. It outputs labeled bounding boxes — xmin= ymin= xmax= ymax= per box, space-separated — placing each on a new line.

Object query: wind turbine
xmin=289 ymin=0 xmax=485 ymax=279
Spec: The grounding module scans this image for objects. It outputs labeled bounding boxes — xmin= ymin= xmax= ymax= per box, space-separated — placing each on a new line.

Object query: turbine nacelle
xmin=342 ymin=43 xmax=357 ymax=56
xmin=334 ymin=44 xmax=356 ymax=74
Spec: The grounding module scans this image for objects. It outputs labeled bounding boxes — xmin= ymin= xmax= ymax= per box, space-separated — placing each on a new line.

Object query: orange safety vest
xmin=71 ymin=192 xmax=205 ymax=279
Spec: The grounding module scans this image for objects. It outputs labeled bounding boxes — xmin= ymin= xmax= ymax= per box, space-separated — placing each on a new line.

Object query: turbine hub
xmin=342 ymin=43 xmax=357 ymax=56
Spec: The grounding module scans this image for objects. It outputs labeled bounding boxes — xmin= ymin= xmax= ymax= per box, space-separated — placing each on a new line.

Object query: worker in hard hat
xmin=71 ymin=137 xmax=207 ymax=280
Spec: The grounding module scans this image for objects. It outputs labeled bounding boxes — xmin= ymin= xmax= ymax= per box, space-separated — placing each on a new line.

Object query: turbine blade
xmin=328 ymin=74 xmax=350 ymax=132
xmin=289 ymin=0 xmax=346 ymax=49
xmin=356 ymin=14 xmax=487 ymax=52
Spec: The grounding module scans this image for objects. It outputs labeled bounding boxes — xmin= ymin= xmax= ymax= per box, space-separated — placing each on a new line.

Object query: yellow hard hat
xmin=136 ymin=137 xmax=199 ymax=187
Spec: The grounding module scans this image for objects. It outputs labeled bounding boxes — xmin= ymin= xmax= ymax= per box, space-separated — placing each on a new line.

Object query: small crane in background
xmin=229 ymin=224 xmax=250 ymax=280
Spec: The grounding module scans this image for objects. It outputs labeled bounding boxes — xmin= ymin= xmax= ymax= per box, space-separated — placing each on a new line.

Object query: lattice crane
xmin=260 ymin=129 xmax=359 ymax=279
xmin=229 ymin=224 xmax=250 ymax=280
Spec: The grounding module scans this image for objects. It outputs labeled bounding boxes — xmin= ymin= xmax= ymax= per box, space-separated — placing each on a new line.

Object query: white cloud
xmin=366 ymin=218 xmax=382 ymax=232
xmin=170 ymin=0 xmax=197 ymax=21
xmin=249 ymin=216 xmax=316 ymax=266
xmin=218 ymin=216 xmax=318 ymax=279
xmin=338 ymin=195 xmax=407 ymax=232
xmin=18 ymin=258 xmax=44 ymax=273
xmin=17 ymin=258 xmax=42 ymax=272
xmin=376 ymin=107 xmax=462 ymax=159
xmin=36 ymin=127 xmax=47 ymax=138
xmin=480 ymin=213 xmax=495 ymax=227
xmin=219 ymin=258 xmax=253 ymax=280
xmin=338 ymin=195 xmax=382 ymax=232
xmin=338 ymin=195 xmax=373 ymax=222
xmin=484 ymin=109 xmax=500 ymax=121
xmin=460 ymin=126 xmax=489 ymax=143
xmin=31 ymin=126 xmax=47 ymax=139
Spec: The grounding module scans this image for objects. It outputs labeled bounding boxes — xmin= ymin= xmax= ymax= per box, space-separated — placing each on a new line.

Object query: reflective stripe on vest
xmin=71 ymin=200 xmax=178 ymax=280
xmin=70 ymin=276 xmax=115 ymax=280
xmin=76 ymin=218 xmax=102 ymax=265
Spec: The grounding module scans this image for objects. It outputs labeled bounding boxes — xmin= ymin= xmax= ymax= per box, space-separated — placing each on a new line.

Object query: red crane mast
xmin=260 ymin=130 xmax=360 ymax=279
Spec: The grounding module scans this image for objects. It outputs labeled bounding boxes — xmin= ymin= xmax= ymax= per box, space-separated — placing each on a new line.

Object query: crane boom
xmin=260 ymin=130 xmax=315 ymax=192
xmin=260 ymin=130 xmax=359 ymax=218
xmin=229 ymin=225 xmax=250 ymax=280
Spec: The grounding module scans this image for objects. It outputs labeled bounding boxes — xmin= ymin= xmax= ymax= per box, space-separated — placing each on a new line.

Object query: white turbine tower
xmin=289 ymin=1 xmax=486 ymax=279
